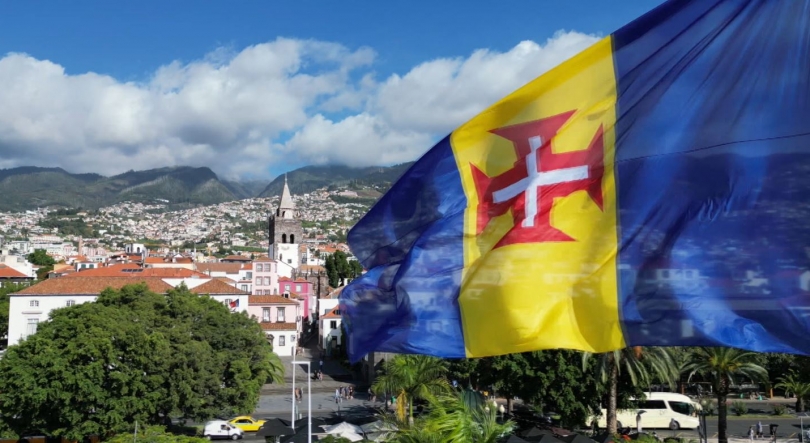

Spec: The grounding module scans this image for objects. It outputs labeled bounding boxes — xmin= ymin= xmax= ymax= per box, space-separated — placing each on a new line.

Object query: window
xmin=278 ymin=307 xmax=286 ymax=322
xmin=669 ymin=401 xmax=692 ymax=416
xmin=29 ymin=300 xmax=39 ymax=307
xmin=290 ymin=234 xmax=295 ymax=243
xmin=256 ymin=264 xmax=263 ymax=272
xmin=288 ymin=259 xmax=292 ymax=264
xmin=638 ymin=400 xmax=667 ymax=410
xmin=26 ymin=318 xmax=38 ymax=336
xmin=224 ymin=298 xmax=232 ymax=307
xmin=262 ymin=308 xmax=270 ymax=322
xmin=282 ymin=234 xmax=287 ymax=243
xmin=330 ymin=320 xmax=337 ymax=329
xmin=285 ymin=284 xmax=291 ymax=291
xmin=246 ymin=272 xmax=252 ymax=279
xmin=295 ymin=284 xmax=302 ymax=292
xmin=264 ymin=277 xmax=271 ymax=286
xmin=279 ymin=335 xmax=286 ymax=346
xmin=240 ymin=285 xmax=248 ymax=292
xmin=66 ymin=300 xmax=76 ymax=307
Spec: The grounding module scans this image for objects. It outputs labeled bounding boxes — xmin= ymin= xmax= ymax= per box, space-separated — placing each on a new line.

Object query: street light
xmin=291 ymin=347 xmax=312 ymax=443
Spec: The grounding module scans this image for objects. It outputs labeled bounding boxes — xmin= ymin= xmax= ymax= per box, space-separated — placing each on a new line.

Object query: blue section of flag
xmin=613 ymin=0 xmax=810 ymax=353
xmin=340 ymin=137 xmax=467 ymax=361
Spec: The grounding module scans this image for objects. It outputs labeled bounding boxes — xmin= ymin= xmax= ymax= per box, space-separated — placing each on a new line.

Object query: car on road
xmin=228 ymin=416 xmax=266 ymax=432
xmin=203 ymin=420 xmax=244 ymax=440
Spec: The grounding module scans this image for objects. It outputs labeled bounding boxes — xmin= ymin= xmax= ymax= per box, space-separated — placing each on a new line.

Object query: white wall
xmin=8 ymin=295 xmax=96 ymax=346
xmin=276 ymin=243 xmax=299 ymax=269
xmin=319 ymin=299 xmax=339 ymax=317
xmin=265 ymin=329 xmax=298 ymax=357
xmin=320 ymin=318 xmax=342 ymax=351
xmin=208 ymin=294 xmax=250 ymax=314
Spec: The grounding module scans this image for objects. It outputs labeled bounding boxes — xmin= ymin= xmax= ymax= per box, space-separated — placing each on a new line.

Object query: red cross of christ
xmin=470 ymin=111 xmax=605 ymax=248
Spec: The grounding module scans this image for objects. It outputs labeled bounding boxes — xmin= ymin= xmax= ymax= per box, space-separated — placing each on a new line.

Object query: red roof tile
xmin=16 ymin=277 xmax=173 ymax=295
xmin=259 ymin=322 xmax=297 ymax=331
xmin=0 ymin=265 xmax=29 ymax=279
xmin=249 ymin=295 xmax=298 ymax=305
xmin=190 ymin=279 xmax=247 ymax=295
xmin=322 ymin=306 xmax=341 ymax=319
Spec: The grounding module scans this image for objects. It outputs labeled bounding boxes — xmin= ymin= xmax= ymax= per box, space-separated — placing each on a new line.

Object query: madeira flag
xmin=340 ymin=0 xmax=810 ymax=362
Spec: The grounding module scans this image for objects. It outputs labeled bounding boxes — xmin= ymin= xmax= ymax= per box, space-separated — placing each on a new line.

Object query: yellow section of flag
xmin=450 ymin=36 xmax=625 ymax=357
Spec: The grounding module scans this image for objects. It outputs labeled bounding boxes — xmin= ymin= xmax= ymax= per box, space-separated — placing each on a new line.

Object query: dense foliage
xmin=324 ymin=251 xmax=363 ymax=287
xmin=0 ymin=283 xmax=283 ymax=440
xmin=0 ymin=282 xmax=27 ymax=343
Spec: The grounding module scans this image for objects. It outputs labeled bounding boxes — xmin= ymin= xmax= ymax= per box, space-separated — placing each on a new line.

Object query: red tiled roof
xmin=0 ymin=265 xmax=29 ymax=279
xmin=66 ymin=264 xmax=208 ymax=278
xmin=259 ymin=322 xmax=297 ymax=331
xmin=279 ymin=276 xmax=292 ymax=282
xmin=16 ymin=277 xmax=173 ymax=295
xmin=322 ymin=306 xmax=341 ymax=319
xmin=195 ymin=263 xmax=244 ymax=274
xmin=249 ymin=295 xmax=298 ymax=305
xmin=223 ymin=255 xmax=251 ymax=261
xmin=191 ymin=279 xmax=246 ymax=295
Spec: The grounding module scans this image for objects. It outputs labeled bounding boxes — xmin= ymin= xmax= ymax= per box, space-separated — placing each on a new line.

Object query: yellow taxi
xmin=227 ymin=416 xmax=266 ymax=432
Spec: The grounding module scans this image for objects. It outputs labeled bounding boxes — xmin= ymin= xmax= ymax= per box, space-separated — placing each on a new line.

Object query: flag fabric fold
xmin=341 ymin=0 xmax=810 ymax=362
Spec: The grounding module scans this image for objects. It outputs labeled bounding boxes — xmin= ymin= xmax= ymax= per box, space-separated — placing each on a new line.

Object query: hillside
xmin=0 ymin=166 xmax=244 ymax=211
xmin=0 ymin=162 xmax=412 ymax=212
xmin=258 ymin=162 xmax=413 ymax=198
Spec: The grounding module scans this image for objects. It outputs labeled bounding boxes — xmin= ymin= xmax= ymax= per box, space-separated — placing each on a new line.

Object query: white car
xmin=203 ymin=420 xmax=245 ymax=440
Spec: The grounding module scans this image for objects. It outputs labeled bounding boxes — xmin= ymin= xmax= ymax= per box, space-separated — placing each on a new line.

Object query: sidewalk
xmin=261 ymin=335 xmax=357 ymax=395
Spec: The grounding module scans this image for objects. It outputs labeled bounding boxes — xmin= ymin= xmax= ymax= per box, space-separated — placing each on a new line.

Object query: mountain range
xmin=0 ymin=163 xmax=413 ymax=212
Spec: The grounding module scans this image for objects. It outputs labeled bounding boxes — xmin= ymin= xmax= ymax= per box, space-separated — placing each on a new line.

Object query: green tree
xmin=447 ymin=359 xmax=481 ymax=390
xmin=774 ymin=371 xmax=810 ymax=413
xmin=582 ymin=347 xmax=677 ymax=433
xmin=0 ymin=283 xmax=284 ymax=440
xmin=0 ymin=283 xmax=27 ymax=343
xmin=385 ymin=390 xmax=514 ymax=443
xmin=105 ymin=425 xmax=207 ymax=443
xmin=684 ymin=347 xmax=768 ymax=443
xmin=372 ymin=355 xmax=451 ymax=423
xmin=325 ymin=255 xmax=339 ymax=287
xmin=27 ymin=249 xmax=55 ymax=267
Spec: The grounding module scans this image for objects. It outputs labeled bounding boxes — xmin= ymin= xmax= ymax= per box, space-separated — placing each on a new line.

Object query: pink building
xmin=279 ymin=276 xmax=314 ymax=319
xmin=249 ymin=295 xmax=300 ymax=356
xmin=253 ymin=257 xmax=279 ymax=295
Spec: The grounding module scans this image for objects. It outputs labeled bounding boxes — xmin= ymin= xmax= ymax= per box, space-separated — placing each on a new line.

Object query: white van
xmin=203 ymin=420 xmax=245 ymax=440
xmin=593 ymin=392 xmax=700 ymax=430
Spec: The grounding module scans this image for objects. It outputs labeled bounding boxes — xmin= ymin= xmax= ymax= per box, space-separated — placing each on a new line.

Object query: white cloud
xmin=0 ymin=31 xmax=598 ymax=179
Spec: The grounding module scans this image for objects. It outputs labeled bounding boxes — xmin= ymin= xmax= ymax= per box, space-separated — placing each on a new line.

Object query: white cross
xmin=492 ymin=136 xmax=589 ymax=228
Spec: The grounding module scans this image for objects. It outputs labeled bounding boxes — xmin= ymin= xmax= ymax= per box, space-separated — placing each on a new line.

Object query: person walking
xmin=757 ymin=421 xmax=763 ymax=439
xmin=748 ymin=425 xmax=755 ymax=443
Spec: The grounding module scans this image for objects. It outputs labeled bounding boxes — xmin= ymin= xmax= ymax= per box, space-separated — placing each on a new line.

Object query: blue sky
xmin=0 ymin=0 xmax=664 ymax=179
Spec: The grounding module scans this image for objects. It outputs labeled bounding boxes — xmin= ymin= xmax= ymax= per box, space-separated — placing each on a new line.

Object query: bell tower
xmin=268 ymin=174 xmax=303 ymax=268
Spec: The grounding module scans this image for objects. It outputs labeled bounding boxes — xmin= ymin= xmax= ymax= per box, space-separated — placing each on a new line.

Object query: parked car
xmin=203 ymin=420 xmax=244 ymax=440
xmin=228 ymin=416 xmax=266 ymax=432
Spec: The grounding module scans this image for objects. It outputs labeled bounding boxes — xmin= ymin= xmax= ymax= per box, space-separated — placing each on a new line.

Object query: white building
xmin=8 ymin=276 xmax=249 ymax=346
xmin=319 ymin=306 xmax=342 ymax=357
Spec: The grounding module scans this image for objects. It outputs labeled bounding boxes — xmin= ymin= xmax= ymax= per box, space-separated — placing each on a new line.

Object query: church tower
xmin=268 ymin=175 xmax=303 ymax=268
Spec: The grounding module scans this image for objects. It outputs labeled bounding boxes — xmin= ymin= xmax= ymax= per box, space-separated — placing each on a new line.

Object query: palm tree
xmin=383 ymin=390 xmax=514 ymax=443
xmin=582 ymin=346 xmax=678 ymax=433
xmin=684 ymin=347 xmax=768 ymax=443
xmin=774 ymin=371 xmax=810 ymax=413
xmin=266 ymin=349 xmax=285 ymax=385
xmin=372 ymin=354 xmax=451 ymax=423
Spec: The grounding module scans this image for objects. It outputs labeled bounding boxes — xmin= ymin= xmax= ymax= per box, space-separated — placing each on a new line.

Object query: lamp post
xmin=290 ymin=347 xmax=312 ymax=443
